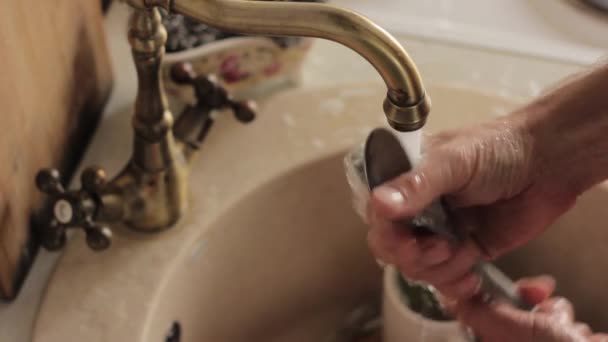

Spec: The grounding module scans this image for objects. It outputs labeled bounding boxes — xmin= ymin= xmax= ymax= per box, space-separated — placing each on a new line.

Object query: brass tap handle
xmin=170 ymin=61 xmax=257 ymax=123
xmin=231 ymin=99 xmax=257 ymax=123
xmin=35 ymin=167 xmax=112 ymax=251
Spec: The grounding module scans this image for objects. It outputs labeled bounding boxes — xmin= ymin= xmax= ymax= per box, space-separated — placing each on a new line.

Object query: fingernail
xmin=373 ymin=186 xmax=405 ymax=209
xmin=519 ymin=274 xmax=555 ymax=286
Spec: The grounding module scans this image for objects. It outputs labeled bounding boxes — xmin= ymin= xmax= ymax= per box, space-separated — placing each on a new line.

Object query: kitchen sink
xmin=32 ymin=82 xmax=606 ymax=341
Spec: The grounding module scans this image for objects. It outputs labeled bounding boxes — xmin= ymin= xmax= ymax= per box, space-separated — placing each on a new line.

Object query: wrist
xmin=514 ymin=64 xmax=608 ymax=195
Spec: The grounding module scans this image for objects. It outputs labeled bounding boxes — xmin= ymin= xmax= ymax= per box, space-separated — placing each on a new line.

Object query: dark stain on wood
xmin=0 ymin=0 xmax=113 ymax=300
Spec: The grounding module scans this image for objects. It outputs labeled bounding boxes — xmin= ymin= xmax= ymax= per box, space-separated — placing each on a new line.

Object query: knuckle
xmin=367 ymin=231 xmax=391 ymax=258
xmin=574 ymin=323 xmax=592 ymax=337
xmin=435 ymin=284 xmax=457 ymax=299
xmin=411 ymin=270 xmax=439 ymax=285
xmin=452 ymin=245 xmax=480 ymax=272
xmin=437 ymin=275 xmax=479 ymax=300
xmin=552 ymin=297 xmax=573 ymax=311
xmin=543 ymin=297 xmax=574 ymax=321
xmin=459 ymin=275 xmax=482 ymax=299
xmin=392 ymin=173 xmax=423 ymax=198
xmin=367 ymin=242 xmax=395 ymax=265
xmin=590 ymin=333 xmax=608 ymax=342
xmin=529 ymin=315 xmax=554 ymax=341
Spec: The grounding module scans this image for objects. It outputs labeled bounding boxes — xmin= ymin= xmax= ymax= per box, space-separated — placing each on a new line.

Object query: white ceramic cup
xmin=383 ymin=266 xmax=472 ymax=342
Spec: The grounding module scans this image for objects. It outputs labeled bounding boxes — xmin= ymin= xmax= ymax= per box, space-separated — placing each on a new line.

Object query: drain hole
xmin=165 ymin=321 xmax=181 ymax=342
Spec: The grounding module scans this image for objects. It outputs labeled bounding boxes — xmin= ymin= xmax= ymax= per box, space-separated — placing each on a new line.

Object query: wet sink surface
xmin=33 ymin=82 xmax=607 ymax=341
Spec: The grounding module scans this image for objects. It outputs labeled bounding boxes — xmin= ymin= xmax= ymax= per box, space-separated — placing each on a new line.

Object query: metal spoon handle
xmin=474 ymin=261 xmax=533 ymax=311
xmin=404 ymin=215 xmax=532 ymax=311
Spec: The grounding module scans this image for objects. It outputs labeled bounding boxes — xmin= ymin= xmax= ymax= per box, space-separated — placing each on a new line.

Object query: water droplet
xmin=311 ymin=138 xmax=325 ymax=149
xmin=282 ymin=113 xmax=296 ymax=127
xmin=319 ymin=98 xmax=345 ymax=116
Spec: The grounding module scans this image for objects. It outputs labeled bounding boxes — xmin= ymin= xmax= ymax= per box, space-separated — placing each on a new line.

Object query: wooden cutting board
xmin=0 ymin=0 xmax=112 ymax=300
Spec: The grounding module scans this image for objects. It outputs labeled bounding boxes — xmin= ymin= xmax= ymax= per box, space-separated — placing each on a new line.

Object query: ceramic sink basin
xmin=144 ymin=152 xmax=382 ymax=342
xmin=32 ymin=82 xmax=607 ymax=341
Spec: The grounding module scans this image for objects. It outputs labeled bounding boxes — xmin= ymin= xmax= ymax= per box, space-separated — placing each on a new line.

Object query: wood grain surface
xmin=0 ymin=0 xmax=112 ymax=299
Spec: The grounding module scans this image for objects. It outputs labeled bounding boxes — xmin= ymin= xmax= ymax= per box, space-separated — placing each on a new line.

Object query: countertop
xmin=333 ymin=0 xmax=608 ymax=65
xmin=0 ymin=2 xmax=585 ymax=341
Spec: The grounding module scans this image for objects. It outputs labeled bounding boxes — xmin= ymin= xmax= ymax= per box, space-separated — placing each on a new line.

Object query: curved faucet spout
xmin=128 ymin=0 xmax=431 ymax=131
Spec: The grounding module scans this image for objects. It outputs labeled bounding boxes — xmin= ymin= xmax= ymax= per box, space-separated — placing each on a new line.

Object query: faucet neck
xmin=126 ymin=0 xmax=431 ymax=131
xmin=128 ymin=8 xmax=176 ymax=171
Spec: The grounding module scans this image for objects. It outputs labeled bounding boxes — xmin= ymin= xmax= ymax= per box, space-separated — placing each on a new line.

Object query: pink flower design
xmin=220 ymin=55 xmax=250 ymax=83
xmin=263 ymin=60 xmax=282 ymax=76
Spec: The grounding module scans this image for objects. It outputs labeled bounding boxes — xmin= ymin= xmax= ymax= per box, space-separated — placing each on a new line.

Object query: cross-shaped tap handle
xmin=170 ymin=61 xmax=257 ymax=123
xmin=35 ymin=167 xmax=112 ymax=251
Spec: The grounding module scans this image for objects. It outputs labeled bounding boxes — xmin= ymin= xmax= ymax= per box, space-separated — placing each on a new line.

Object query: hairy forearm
xmin=513 ymin=64 xmax=608 ymax=195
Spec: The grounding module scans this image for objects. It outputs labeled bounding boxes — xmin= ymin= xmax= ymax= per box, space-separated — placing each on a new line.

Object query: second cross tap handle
xmin=170 ymin=61 xmax=257 ymax=123
xmin=35 ymin=167 xmax=112 ymax=251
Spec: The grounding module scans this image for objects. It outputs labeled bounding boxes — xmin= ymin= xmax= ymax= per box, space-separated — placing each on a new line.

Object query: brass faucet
xmin=133 ymin=0 xmax=431 ymax=131
xmin=35 ymin=0 xmax=429 ymax=251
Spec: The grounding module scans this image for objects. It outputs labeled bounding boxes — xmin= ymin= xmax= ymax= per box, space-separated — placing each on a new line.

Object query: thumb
xmin=371 ymin=151 xmax=472 ymax=219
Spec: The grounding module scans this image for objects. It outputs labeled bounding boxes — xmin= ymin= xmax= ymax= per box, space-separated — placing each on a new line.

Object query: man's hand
xmin=452 ymin=276 xmax=606 ymax=342
xmin=367 ymin=64 xmax=608 ymax=301
xmin=367 ymin=118 xmax=577 ymax=299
